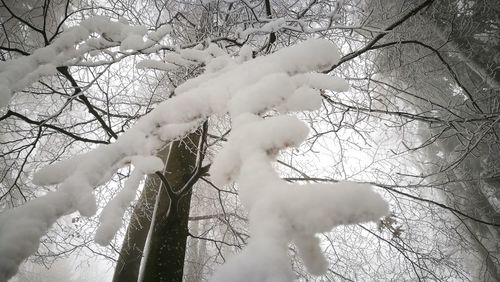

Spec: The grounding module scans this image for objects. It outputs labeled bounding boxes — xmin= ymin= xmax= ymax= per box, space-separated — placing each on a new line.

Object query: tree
xmin=1 ymin=0 xmax=499 ymax=281
xmin=363 ymin=0 xmax=500 ymax=279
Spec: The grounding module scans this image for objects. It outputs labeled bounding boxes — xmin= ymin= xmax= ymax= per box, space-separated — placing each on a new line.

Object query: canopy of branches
xmin=0 ymin=0 xmax=499 ymax=281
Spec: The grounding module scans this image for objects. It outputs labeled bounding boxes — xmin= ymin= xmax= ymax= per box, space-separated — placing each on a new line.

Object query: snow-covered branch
xmin=0 ymin=20 xmax=388 ymax=280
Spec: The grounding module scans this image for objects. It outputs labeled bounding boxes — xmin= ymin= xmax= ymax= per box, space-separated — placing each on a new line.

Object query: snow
xmin=206 ymin=56 xmax=234 ymax=73
xmin=0 ymin=191 xmax=72 ymax=282
xmin=136 ymin=59 xmax=178 ymax=71
xmin=272 ymin=39 xmax=342 ymax=74
xmin=130 ymin=155 xmax=164 ymax=173
xmin=35 ymin=64 xmax=58 ymax=76
xmin=260 ymin=18 xmax=287 ymax=33
xmin=164 ymin=53 xmax=195 ymax=67
xmin=276 ymin=86 xmax=321 ymax=113
xmin=0 ymin=87 xmax=11 ymax=108
xmin=60 ymin=174 xmax=97 ymax=217
xmin=294 ymin=234 xmax=328 ymax=275
xmin=206 ymin=39 xmax=386 ymax=281
xmin=33 ymin=47 xmax=57 ymax=64
xmin=292 ymin=73 xmax=350 ymax=92
xmin=240 ymin=18 xmax=287 ymax=38
xmin=208 ymin=113 xmax=389 ymax=281
xmin=237 ymin=45 xmax=253 ymax=63
xmin=95 ymin=155 xmax=163 ymax=245
xmin=147 ymin=25 xmax=172 ymax=42
xmin=0 ymin=33 xmax=388 ymax=282
xmin=157 ymin=120 xmax=201 ymax=141
xmin=206 ymin=43 xmax=227 ymax=58
xmin=227 ymin=73 xmax=295 ymax=116
xmin=120 ymin=34 xmax=145 ymax=51
xmin=95 ymin=169 xmax=144 ymax=245
xmin=211 ymin=115 xmax=309 ymax=188
xmin=179 ymin=48 xmax=208 ymax=63
xmin=0 ymin=17 xmax=164 ymax=109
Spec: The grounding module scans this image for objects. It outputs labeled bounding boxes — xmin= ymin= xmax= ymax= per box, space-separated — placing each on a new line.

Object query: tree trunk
xmin=141 ymin=131 xmax=202 ymax=282
xmin=185 ymin=219 xmax=209 ymax=282
xmin=112 ymin=146 xmax=170 ymax=282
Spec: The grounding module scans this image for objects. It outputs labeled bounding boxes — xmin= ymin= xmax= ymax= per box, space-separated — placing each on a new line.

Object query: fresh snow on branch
xmin=0 ymin=16 xmax=170 ymax=108
xmin=136 ymin=59 xmax=178 ymax=71
xmin=0 ymin=26 xmax=388 ymax=281
xmin=209 ymin=116 xmax=388 ymax=281
xmin=95 ymin=156 xmax=163 ymax=245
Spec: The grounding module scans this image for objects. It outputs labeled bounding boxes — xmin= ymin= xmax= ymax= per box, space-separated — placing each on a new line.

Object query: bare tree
xmin=1 ymin=0 xmax=499 ymax=281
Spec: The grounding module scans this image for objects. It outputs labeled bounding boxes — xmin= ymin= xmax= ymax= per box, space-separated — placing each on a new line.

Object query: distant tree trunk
xmin=437 ymin=138 xmax=500 ymax=281
xmin=444 ymin=168 xmax=500 ymax=281
xmin=185 ymin=219 xmax=209 ymax=282
xmin=141 ymin=130 xmax=203 ymax=282
xmin=112 ymin=146 xmax=169 ymax=282
xmin=426 ymin=0 xmax=500 ymax=92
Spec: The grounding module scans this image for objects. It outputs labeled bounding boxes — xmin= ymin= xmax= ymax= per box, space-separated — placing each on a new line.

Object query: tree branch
xmin=0 ymin=110 xmax=109 ymax=144
xmin=57 ymin=66 xmax=118 ymax=139
xmin=327 ymin=0 xmax=436 ymax=72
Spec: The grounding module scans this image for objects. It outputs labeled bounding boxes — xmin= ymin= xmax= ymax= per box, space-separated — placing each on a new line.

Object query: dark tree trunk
xmin=112 ymin=147 xmax=168 ymax=282
xmin=141 ymin=131 xmax=202 ymax=282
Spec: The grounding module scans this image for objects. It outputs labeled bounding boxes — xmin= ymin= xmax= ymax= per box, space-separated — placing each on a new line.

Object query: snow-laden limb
xmin=209 ymin=116 xmax=389 ymax=281
xmin=0 ymin=16 xmax=171 ymax=108
xmin=95 ymin=169 xmax=144 ymax=245
xmin=0 ymin=38 xmax=351 ymax=281
xmin=136 ymin=59 xmax=179 ymax=71
xmin=240 ymin=18 xmax=287 ymax=38
xmin=95 ymin=156 xmax=163 ymax=245
xmin=0 ymin=192 xmax=72 ymax=282
xmin=208 ymin=40 xmax=389 ymax=280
